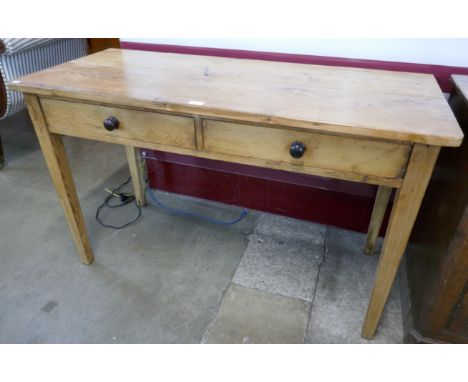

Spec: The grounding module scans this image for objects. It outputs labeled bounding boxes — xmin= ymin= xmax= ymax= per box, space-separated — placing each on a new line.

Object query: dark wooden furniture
xmin=406 ymin=74 xmax=468 ymax=343
xmin=87 ymin=38 xmax=120 ymax=54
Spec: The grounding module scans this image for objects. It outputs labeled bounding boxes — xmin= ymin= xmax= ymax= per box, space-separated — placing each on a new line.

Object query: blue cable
xmin=147 ymin=187 xmax=248 ymax=226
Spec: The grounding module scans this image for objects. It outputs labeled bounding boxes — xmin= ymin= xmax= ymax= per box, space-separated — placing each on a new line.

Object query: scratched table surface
xmin=9 ymin=48 xmax=463 ymax=147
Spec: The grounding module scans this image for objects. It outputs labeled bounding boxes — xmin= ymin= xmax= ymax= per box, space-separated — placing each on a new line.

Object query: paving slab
xmin=205 ymin=284 xmax=309 ymax=344
xmin=254 ymin=213 xmax=327 ymax=245
xmin=306 ymin=295 xmax=403 ymax=344
xmin=233 ymin=234 xmax=323 ymax=301
xmin=233 ymin=213 xmax=326 ymax=301
xmin=307 ymin=226 xmax=403 ymax=343
xmin=316 ymin=226 xmax=400 ymax=312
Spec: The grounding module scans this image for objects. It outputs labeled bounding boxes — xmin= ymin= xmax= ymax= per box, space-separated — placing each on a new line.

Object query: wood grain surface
xmin=41 ymin=98 xmax=196 ymax=150
xmin=203 ymin=119 xmax=411 ymax=179
xmin=8 ymin=49 xmax=463 ymax=147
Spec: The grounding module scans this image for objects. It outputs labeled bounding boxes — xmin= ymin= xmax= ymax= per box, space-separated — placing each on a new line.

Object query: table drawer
xmin=41 ymin=99 xmax=196 ymax=150
xmin=203 ymin=120 xmax=411 ymax=179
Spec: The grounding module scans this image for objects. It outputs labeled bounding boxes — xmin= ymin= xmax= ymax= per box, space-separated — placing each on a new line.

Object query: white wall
xmin=121 ymin=38 xmax=468 ymax=67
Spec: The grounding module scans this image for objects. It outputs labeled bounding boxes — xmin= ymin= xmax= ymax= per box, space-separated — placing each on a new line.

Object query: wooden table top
xmin=452 ymin=75 xmax=468 ymax=103
xmin=9 ymin=48 xmax=463 ymax=147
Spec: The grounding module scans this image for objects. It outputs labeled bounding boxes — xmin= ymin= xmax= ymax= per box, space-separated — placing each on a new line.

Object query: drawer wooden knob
xmin=103 ymin=116 xmax=119 ymax=131
xmin=289 ymin=141 xmax=306 ymax=158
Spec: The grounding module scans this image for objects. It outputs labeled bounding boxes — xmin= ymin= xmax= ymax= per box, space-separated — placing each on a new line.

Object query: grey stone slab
xmin=305 ymin=295 xmax=403 ymax=344
xmin=0 ymin=112 xmax=256 ymax=343
xmin=233 ymin=234 xmax=323 ymax=301
xmin=316 ymin=226 xmax=400 ymax=312
xmin=308 ymin=226 xmax=404 ymax=343
xmin=326 ymin=225 xmax=382 ymax=271
xmin=254 ymin=213 xmax=327 ymax=246
xmin=205 ymin=284 xmax=309 ymax=344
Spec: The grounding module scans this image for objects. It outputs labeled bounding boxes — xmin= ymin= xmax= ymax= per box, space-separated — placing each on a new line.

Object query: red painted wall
xmin=145 ymin=151 xmax=392 ymax=234
xmin=121 ymin=41 xmax=468 ymax=233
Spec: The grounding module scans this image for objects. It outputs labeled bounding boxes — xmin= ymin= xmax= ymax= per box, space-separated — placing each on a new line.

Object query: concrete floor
xmin=0 ymin=110 xmax=404 ymax=343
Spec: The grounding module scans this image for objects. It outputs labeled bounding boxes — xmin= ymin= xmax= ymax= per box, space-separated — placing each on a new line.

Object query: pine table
xmin=9 ymin=49 xmax=463 ymax=339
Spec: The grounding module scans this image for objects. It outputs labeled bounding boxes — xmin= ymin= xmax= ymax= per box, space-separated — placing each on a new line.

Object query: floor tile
xmin=233 ymin=234 xmax=322 ymax=301
xmin=316 ymin=227 xmax=400 ymax=312
xmin=254 ymin=213 xmax=327 ymax=246
xmin=305 ymin=295 xmax=403 ymax=344
xmin=205 ymin=284 xmax=309 ymax=344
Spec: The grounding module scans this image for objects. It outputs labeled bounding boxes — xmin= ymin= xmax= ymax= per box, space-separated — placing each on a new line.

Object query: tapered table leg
xmin=364 ymin=186 xmax=392 ymax=256
xmin=25 ymin=95 xmax=94 ymax=265
xmin=362 ymin=144 xmax=440 ymax=339
xmin=125 ymin=145 xmax=147 ymax=207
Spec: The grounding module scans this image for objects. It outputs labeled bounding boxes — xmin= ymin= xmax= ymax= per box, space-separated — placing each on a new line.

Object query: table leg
xmin=364 ymin=186 xmax=392 ymax=256
xmin=25 ymin=95 xmax=94 ymax=265
xmin=125 ymin=146 xmax=147 ymax=207
xmin=362 ymin=144 xmax=440 ymax=339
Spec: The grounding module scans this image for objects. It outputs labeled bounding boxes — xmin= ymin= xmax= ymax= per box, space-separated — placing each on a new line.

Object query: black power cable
xmin=96 ymin=154 xmax=248 ymax=229
xmin=95 ymin=177 xmax=142 ymax=229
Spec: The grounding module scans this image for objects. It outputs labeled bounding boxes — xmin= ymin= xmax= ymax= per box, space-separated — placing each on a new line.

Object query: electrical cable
xmin=146 ymin=187 xmax=248 ymax=226
xmin=141 ymin=152 xmax=248 ymax=225
xmin=95 ymin=154 xmax=248 ymax=229
xmin=95 ymin=177 xmax=142 ymax=229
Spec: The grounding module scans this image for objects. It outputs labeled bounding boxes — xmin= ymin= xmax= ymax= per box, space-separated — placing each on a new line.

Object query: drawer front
xmin=41 ymin=99 xmax=196 ymax=150
xmin=203 ymin=120 xmax=411 ymax=179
